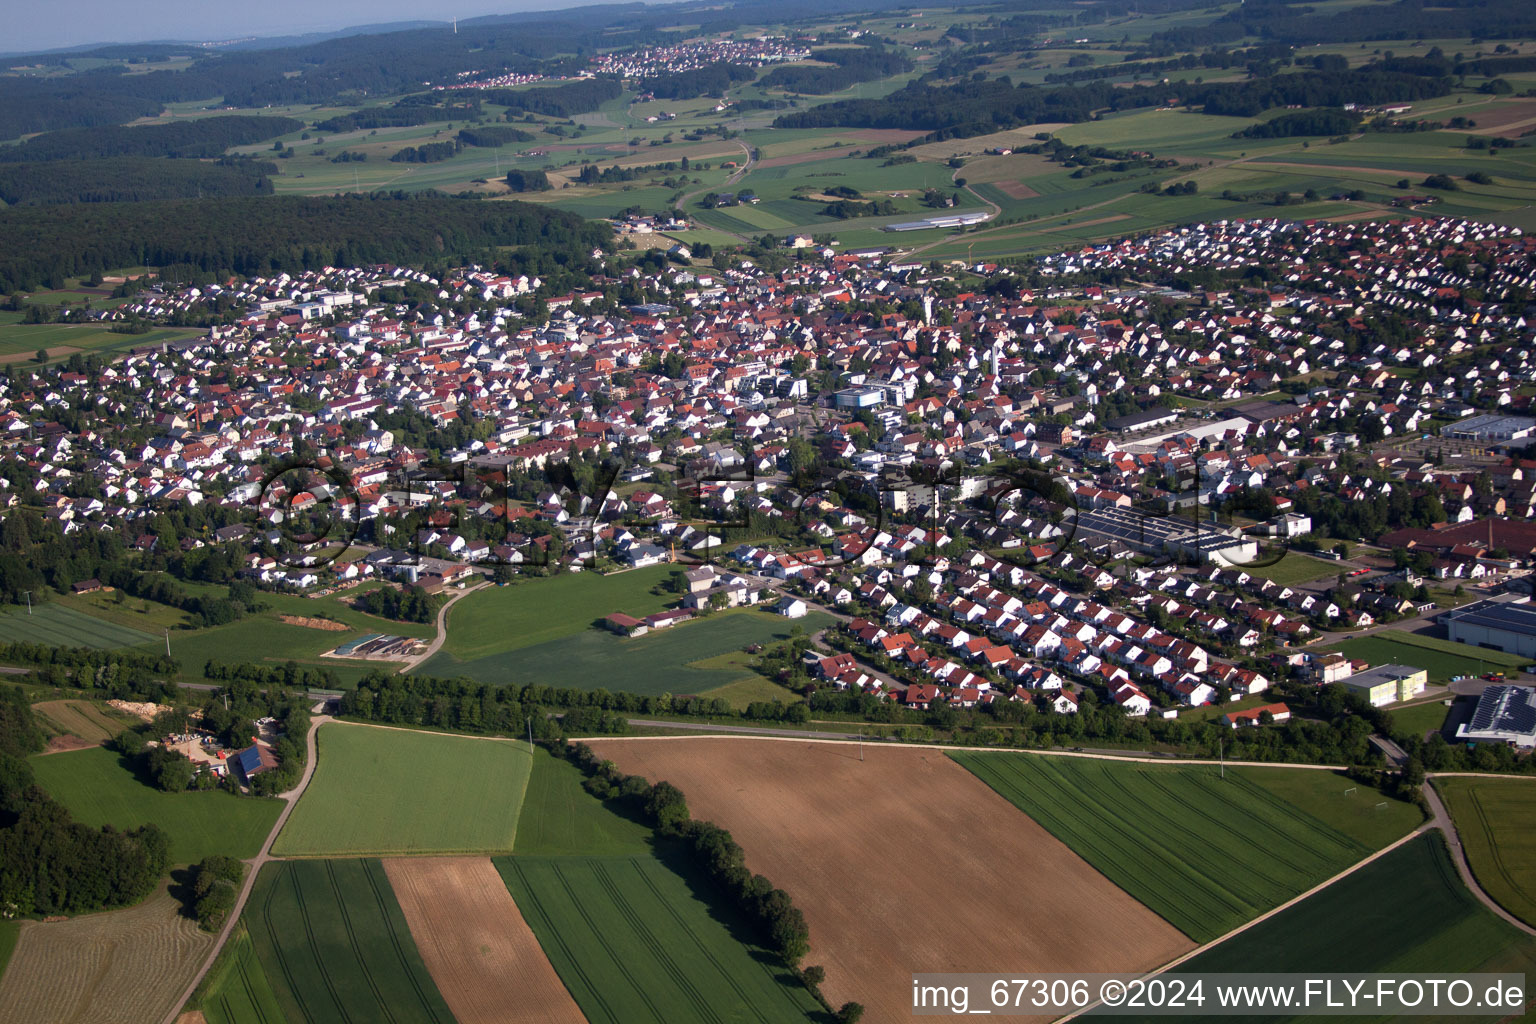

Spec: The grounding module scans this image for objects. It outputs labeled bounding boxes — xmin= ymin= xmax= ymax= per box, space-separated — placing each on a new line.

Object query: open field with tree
xmin=0 ymin=600 xmax=156 ymax=649
xmin=246 ymin=858 xmax=454 ymax=1024
xmin=1167 ymin=834 xmax=1536 ymax=1017
xmin=950 ymin=752 xmax=1422 ymax=941
xmin=422 ymin=607 xmax=831 ymax=694
xmin=386 ymin=856 xmax=587 ymax=1024
xmin=29 ymin=745 xmax=282 ymax=865
xmin=1435 ymin=777 xmax=1536 ymax=928
xmin=273 ymin=723 xmax=532 ymax=856
xmin=196 ymin=924 xmax=288 ymax=1024
xmin=497 ymin=852 xmax=824 ymax=1024
xmin=0 ymin=884 xmax=214 ymax=1024
xmin=595 ymin=737 xmax=1190 ymax=1022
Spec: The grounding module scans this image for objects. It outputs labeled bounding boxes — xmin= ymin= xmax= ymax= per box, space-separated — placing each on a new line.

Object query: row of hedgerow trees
xmin=560 ymin=740 xmax=864 ymax=1023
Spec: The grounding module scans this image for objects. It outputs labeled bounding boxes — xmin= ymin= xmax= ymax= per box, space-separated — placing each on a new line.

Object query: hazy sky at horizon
xmin=11 ymin=0 xmax=649 ymax=56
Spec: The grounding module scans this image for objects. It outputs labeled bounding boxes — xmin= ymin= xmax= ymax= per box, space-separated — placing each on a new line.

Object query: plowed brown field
xmin=595 ymin=737 xmax=1192 ymax=1021
xmin=0 ymin=884 xmax=213 ymax=1024
xmin=384 ymin=856 xmax=587 ymax=1024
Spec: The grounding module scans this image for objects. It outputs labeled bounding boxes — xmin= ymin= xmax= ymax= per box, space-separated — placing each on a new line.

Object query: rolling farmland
xmin=386 ymin=857 xmax=587 ymax=1024
xmin=273 ymin=723 xmax=532 ymax=856
xmin=0 ymin=884 xmax=214 ymax=1024
xmin=497 ymin=853 xmax=823 ymax=1024
xmin=950 ymin=753 xmax=1420 ymax=942
xmin=30 ymin=745 xmax=283 ymax=865
xmin=1435 ymin=777 xmax=1536 ymax=929
xmin=1166 ymin=834 xmax=1536 ymax=1020
xmin=246 ymin=859 xmax=455 ymax=1024
xmin=596 ymin=737 xmax=1190 ymax=1022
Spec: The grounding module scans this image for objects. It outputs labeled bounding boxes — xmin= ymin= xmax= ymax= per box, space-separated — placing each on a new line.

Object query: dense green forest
xmin=456 ymin=77 xmax=624 ymax=117
xmin=0 ymin=688 xmax=170 ymax=915
xmin=315 ymin=102 xmax=476 ymax=134
xmin=757 ymin=46 xmax=914 ymax=94
xmin=504 ymin=169 xmax=553 ymax=192
xmin=0 ymin=157 xmax=275 ymax=206
xmin=774 ymin=66 xmax=1452 ymax=136
xmin=0 ymin=193 xmax=609 ymax=293
xmin=456 ymin=125 xmax=536 ymax=147
xmin=1235 ymin=108 xmax=1361 ymax=139
xmin=0 ymin=116 xmax=300 ymax=162
xmin=641 ymin=62 xmax=759 ymax=100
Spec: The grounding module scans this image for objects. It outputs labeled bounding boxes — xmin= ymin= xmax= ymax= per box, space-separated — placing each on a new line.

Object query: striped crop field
xmin=496 ymin=854 xmax=823 ymax=1024
xmin=950 ymin=753 xmax=1418 ymax=942
xmin=247 ymin=858 xmax=455 ymax=1024
xmin=0 ymin=600 xmax=156 ymax=649
xmin=199 ymin=925 xmax=288 ymax=1024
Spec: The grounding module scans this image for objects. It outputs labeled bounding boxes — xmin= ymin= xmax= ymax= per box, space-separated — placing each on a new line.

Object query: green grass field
xmin=273 ymin=723 xmax=532 ymax=856
xmin=497 ymin=852 xmax=822 ymax=1024
xmin=434 ymin=566 xmax=677 ymax=662
xmin=1389 ymin=699 xmax=1452 ymax=740
xmin=950 ymin=753 xmax=1421 ymax=941
xmin=513 ymin=747 xmax=653 ymax=858
xmin=1235 ymin=552 xmax=1343 ymax=585
xmin=247 ymin=858 xmax=454 ymax=1024
xmin=1436 ymin=777 xmax=1536 ymax=929
xmin=420 ymin=608 xmax=832 ymax=694
xmin=0 ymin=601 xmax=156 ymax=649
xmin=198 ymin=925 xmax=287 ymax=1024
xmin=1165 ymin=833 xmax=1536 ymax=1020
xmin=29 ymin=746 xmax=283 ymax=865
xmin=1324 ymin=629 xmax=1525 ymax=684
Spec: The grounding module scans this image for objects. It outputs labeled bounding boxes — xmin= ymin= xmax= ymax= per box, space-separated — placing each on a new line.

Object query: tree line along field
xmin=246 ymin=858 xmax=455 ymax=1024
xmin=206 ymin=744 xmax=825 ymax=1024
xmin=421 ymin=607 xmax=832 ymax=695
xmin=30 ymin=744 xmax=283 ymax=865
xmin=497 ymin=853 xmax=824 ymax=1024
xmin=273 ymin=723 xmax=533 ymax=857
xmin=593 ymin=736 xmax=1191 ymax=1024
xmin=949 ymin=752 xmax=1423 ymax=942
xmin=1163 ymin=833 xmax=1536 ymax=1022
xmin=1435 ymin=777 xmax=1536 ymax=929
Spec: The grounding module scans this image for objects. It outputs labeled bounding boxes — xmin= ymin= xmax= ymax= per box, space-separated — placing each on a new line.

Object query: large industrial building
xmin=1072 ymin=506 xmax=1259 ymax=565
xmin=1340 ymin=664 xmax=1428 ymax=706
xmin=1445 ymin=599 xmax=1536 ymax=659
xmin=1455 ymin=684 xmax=1536 ymax=748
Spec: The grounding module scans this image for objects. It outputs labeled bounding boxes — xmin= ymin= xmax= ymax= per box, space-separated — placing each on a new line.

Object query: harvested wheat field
xmin=0 ymin=884 xmax=214 ymax=1024
xmin=34 ymin=699 xmax=126 ymax=745
xmin=594 ymin=737 xmax=1192 ymax=1022
xmin=385 ymin=857 xmax=587 ymax=1024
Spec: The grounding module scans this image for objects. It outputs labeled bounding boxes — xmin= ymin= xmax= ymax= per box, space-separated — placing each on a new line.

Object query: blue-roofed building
xmin=235 ymin=743 xmax=279 ymax=778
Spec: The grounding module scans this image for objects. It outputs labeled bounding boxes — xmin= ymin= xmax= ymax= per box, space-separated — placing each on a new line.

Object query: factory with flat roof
xmin=1071 ymin=506 xmax=1259 ymax=565
xmin=1455 ymin=684 xmax=1536 ymax=748
xmin=1445 ymin=599 xmax=1536 ymax=659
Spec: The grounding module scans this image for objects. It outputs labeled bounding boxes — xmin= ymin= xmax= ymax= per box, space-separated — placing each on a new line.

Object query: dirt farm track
xmin=385 ymin=856 xmax=588 ymax=1024
xmin=0 ymin=884 xmax=213 ymax=1024
xmin=595 ymin=737 xmax=1193 ymax=1022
